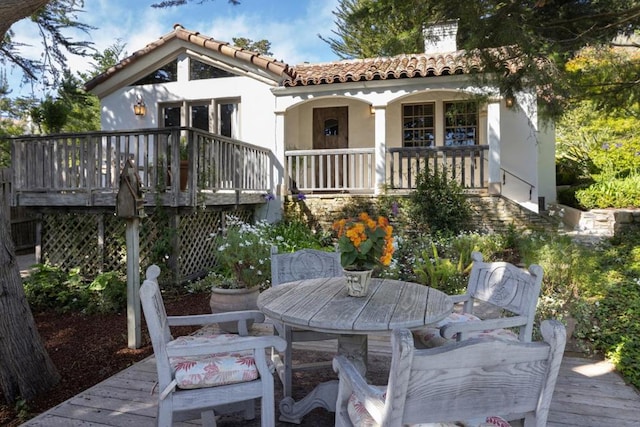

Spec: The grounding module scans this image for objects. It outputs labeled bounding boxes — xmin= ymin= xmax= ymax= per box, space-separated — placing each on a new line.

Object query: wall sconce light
xmin=369 ymin=105 xmax=375 ymax=115
xmin=133 ymin=97 xmax=146 ymax=116
xmin=505 ymin=91 xmax=515 ymax=109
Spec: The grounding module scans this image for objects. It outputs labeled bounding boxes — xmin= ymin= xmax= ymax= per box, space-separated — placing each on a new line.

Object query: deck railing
xmin=387 ymin=145 xmax=489 ymax=190
xmin=10 ymin=127 xmax=271 ymax=207
xmin=285 ymin=148 xmax=375 ymax=193
xmin=285 ymin=145 xmax=490 ymax=193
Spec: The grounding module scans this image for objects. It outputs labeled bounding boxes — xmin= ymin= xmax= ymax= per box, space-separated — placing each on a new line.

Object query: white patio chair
xmin=140 ymin=265 xmax=286 ymax=427
xmin=414 ymin=251 xmax=543 ymax=348
xmin=334 ymin=319 xmax=566 ymax=427
xmin=270 ymin=245 xmax=343 ymax=398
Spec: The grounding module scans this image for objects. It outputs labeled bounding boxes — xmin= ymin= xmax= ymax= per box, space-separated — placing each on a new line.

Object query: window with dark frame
xmin=190 ymin=104 xmax=209 ymax=131
xmin=131 ymin=59 xmax=178 ymax=86
xmin=162 ymin=105 xmax=181 ymax=127
xmin=189 ymin=59 xmax=235 ymax=80
xmin=444 ymin=101 xmax=478 ymax=146
xmin=402 ymin=103 xmax=435 ymax=147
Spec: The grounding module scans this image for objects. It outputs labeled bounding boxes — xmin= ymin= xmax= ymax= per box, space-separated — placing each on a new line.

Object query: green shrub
xmin=413 ymin=242 xmax=471 ymax=295
xmin=409 ymin=167 xmax=473 ymax=236
xmin=87 ymin=272 xmax=127 ymax=313
xmin=23 ymin=264 xmax=88 ymax=312
xmin=575 ymin=174 xmax=640 ymax=209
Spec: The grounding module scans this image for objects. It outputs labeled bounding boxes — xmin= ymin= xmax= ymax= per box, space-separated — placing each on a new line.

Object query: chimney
xmin=423 ymin=20 xmax=458 ymax=54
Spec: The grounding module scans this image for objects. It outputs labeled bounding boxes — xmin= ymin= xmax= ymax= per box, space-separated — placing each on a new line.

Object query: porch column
xmin=373 ymin=106 xmax=387 ymax=195
xmin=486 ymin=101 xmax=501 ymax=194
xmin=275 ymin=111 xmax=286 ymax=196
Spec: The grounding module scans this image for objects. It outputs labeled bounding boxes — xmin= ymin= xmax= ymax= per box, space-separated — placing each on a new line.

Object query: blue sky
xmin=6 ymin=0 xmax=340 ymax=98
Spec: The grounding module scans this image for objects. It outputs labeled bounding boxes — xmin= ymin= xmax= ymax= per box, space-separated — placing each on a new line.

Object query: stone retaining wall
xmin=284 ymin=194 xmax=558 ymax=234
xmin=554 ymin=204 xmax=640 ymax=237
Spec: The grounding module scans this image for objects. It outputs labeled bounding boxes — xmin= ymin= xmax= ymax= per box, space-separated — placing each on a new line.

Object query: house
xmin=83 ymin=22 xmax=556 ymax=222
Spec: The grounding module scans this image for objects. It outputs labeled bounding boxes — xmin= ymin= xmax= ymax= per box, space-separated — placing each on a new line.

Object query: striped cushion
xmin=168 ymin=334 xmax=267 ymax=389
xmin=347 ymin=390 xmax=512 ymax=426
xmin=415 ymin=312 xmax=518 ymax=348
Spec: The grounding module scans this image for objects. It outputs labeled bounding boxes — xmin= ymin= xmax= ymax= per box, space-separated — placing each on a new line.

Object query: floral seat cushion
xmin=347 ymin=389 xmax=512 ymax=427
xmin=168 ymin=334 xmax=268 ymax=389
xmin=415 ymin=312 xmax=518 ymax=348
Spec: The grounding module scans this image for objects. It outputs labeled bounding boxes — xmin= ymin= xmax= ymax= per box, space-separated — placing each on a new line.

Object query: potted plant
xmin=209 ymin=217 xmax=271 ymax=332
xmin=332 ymin=212 xmax=395 ymax=296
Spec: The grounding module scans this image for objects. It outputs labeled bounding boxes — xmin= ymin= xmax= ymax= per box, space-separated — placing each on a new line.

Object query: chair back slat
xmin=465 ymin=251 xmax=543 ymax=341
xmin=270 ymin=246 xmax=343 ymax=286
xmin=384 ymin=320 xmax=566 ymax=425
xmin=140 ymin=266 xmax=174 ymax=388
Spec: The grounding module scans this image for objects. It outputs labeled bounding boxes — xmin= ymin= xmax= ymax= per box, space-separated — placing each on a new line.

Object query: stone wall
xmin=554 ymin=204 xmax=640 ymax=237
xmin=284 ymin=194 xmax=558 ymax=234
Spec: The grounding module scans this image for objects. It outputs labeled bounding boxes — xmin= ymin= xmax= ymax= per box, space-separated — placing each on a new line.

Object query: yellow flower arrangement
xmin=332 ymin=212 xmax=394 ymax=271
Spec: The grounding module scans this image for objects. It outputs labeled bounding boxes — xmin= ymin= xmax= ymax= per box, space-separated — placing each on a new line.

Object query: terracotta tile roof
xmin=84 ymin=24 xmax=517 ymax=93
xmin=285 ymin=51 xmax=483 ymax=87
xmin=84 ymin=24 xmax=295 ymax=91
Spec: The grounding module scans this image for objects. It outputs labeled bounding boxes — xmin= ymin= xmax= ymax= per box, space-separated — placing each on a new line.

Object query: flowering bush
xmin=332 ymin=212 xmax=394 ymax=271
xmin=211 ymin=217 xmax=332 ymax=289
xmin=213 ymin=218 xmax=272 ymax=289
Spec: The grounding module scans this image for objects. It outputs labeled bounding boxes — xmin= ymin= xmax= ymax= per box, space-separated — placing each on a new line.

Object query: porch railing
xmin=387 ymin=145 xmax=489 ymax=190
xmin=285 ymin=148 xmax=375 ymax=193
xmin=10 ymin=127 xmax=271 ymax=207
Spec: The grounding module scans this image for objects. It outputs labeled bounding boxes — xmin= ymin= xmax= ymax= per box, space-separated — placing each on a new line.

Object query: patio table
xmin=257 ymin=276 xmax=452 ymax=423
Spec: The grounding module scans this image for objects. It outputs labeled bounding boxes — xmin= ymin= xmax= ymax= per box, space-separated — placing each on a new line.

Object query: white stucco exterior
xmin=86 ymin=26 xmax=556 ymax=217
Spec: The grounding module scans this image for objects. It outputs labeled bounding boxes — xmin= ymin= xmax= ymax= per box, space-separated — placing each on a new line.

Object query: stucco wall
xmin=285 ymin=97 xmax=374 ymax=150
xmin=100 ymin=57 xmax=277 ymax=153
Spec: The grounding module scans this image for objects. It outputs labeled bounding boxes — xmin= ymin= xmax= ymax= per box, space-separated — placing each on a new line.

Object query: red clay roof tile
xmin=84 ymin=24 xmax=511 ymax=93
xmin=84 ymin=24 xmax=295 ymax=91
xmin=285 ymin=51 xmax=483 ymax=87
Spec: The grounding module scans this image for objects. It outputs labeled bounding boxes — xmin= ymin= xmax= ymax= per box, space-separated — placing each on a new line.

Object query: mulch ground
xmin=0 ymin=292 xmax=211 ymax=426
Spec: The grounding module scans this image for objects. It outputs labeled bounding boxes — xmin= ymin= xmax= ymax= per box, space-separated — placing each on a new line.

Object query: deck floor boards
xmin=21 ymin=324 xmax=640 ymax=427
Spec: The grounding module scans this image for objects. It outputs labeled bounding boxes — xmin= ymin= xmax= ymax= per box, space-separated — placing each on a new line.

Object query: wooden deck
xmin=20 ymin=322 xmax=639 ymax=427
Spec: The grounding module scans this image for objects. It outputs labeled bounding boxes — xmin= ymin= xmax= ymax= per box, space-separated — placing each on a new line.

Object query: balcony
xmin=10 ymin=127 xmax=271 ymax=208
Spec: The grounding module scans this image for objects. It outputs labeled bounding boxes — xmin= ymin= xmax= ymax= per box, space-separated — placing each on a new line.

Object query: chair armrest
xmin=333 ymin=355 xmax=386 ymax=423
xmin=449 ymin=293 xmax=470 ymax=304
xmin=167 ymin=310 xmax=266 ymax=327
xmin=166 ymin=335 xmax=287 ymax=358
xmin=440 ymin=315 xmax=528 ymax=339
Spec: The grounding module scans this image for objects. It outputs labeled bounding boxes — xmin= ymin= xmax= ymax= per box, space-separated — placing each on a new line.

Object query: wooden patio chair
xmin=139 ymin=265 xmax=286 ymax=427
xmin=334 ymin=319 xmax=566 ymax=427
xmin=269 ymin=245 xmax=343 ymax=398
xmin=414 ymin=251 xmax=543 ymax=348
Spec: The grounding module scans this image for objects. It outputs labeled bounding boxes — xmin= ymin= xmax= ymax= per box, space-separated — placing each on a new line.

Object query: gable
xmin=84 ymin=24 xmax=294 ymax=98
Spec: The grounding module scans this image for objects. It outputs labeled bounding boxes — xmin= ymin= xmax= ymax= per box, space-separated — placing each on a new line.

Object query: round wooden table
xmin=258 ymin=276 xmax=452 ymax=423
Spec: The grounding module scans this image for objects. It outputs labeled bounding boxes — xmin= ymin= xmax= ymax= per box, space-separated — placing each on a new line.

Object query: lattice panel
xmin=179 ymin=209 xmax=223 ymax=280
xmin=40 ymin=206 xmax=255 ymax=285
xmin=42 ymin=213 xmax=103 ymax=276
xmin=104 ymin=215 xmax=127 ymax=274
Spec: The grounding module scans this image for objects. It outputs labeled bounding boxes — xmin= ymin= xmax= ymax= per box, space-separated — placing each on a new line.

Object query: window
xmin=190 ymin=59 xmax=235 ymax=80
xmin=162 ymin=105 xmax=181 ymax=127
xmin=218 ymin=102 xmax=238 ymax=138
xmin=444 ymin=101 xmax=478 ymax=146
xmin=131 ymin=59 xmax=178 ymax=86
xmin=160 ymin=100 xmax=239 ymax=138
xmin=324 ymin=119 xmax=339 ymax=136
xmin=402 ymin=103 xmax=435 ymax=147
xmin=190 ymin=104 xmax=209 ymax=131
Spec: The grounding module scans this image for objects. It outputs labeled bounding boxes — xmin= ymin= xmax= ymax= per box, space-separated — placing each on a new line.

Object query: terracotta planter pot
xmin=209 ymin=286 xmax=260 ymax=333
